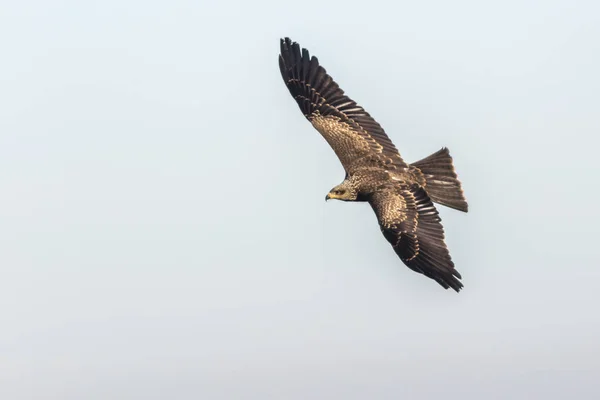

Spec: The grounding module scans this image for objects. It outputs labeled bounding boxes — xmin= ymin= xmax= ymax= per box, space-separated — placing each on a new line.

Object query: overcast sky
xmin=1 ymin=1 xmax=599 ymax=399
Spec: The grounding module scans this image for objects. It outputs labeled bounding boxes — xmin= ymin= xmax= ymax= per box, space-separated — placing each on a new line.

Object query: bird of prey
xmin=278 ymin=37 xmax=469 ymax=292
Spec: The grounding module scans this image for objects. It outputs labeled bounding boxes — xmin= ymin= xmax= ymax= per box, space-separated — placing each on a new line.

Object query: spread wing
xmin=370 ymin=184 xmax=463 ymax=292
xmin=279 ymin=37 xmax=407 ymax=173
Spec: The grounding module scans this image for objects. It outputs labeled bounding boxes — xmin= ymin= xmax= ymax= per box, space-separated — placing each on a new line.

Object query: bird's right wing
xmin=369 ymin=184 xmax=463 ymax=292
xmin=279 ymin=37 xmax=407 ymax=173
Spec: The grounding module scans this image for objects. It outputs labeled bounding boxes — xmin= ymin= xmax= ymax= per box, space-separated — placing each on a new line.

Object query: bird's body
xmin=279 ymin=38 xmax=469 ymax=292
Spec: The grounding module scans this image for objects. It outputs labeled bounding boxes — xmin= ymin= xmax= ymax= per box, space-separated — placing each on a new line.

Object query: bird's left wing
xmin=279 ymin=37 xmax=407 ymax=173
xmin=369 ymin=184 xmax=463 ymax=292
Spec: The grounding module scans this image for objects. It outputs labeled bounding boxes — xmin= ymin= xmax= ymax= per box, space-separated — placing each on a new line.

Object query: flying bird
xmin=278 ymin=37 xmax=469 ymax=292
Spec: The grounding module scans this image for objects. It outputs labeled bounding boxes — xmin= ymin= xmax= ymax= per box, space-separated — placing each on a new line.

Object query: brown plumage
xmin=278 ymin=37 xmax=469 ymax=292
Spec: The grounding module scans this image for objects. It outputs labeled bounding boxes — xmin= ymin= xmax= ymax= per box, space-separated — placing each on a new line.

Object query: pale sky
xmin=1 ymin=1 xmax=599 ymax=399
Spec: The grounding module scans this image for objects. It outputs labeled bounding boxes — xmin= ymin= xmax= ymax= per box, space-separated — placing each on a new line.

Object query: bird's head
xmin=325 ymin=182 xmax=357 ymax=202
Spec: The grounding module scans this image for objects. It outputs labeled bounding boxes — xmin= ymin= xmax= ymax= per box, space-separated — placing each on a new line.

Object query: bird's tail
xmin=412 ymin=148 xmax=468 ymax=212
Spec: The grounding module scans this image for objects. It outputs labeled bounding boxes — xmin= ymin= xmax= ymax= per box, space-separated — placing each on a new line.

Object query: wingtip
xmin=280 ymin=37 xmax=294 ymax=48
xmin=450 ymin=276 xmax=464 ymax=293
xmin=442 ymin=278 xmax=463 ymax=293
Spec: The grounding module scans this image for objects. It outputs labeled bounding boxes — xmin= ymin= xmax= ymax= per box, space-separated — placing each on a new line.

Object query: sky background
xmin=1 ymin=1 xmax=599 ymax=399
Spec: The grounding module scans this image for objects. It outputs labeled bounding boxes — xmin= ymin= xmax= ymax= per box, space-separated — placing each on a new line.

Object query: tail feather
xmin=412 ymin=148 xmax=468 ymax=212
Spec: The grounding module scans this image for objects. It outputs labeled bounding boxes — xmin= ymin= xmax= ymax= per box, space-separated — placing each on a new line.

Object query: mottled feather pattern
xmin=279 ymin=37 xmax=406 ymax=172
xmin=371 ymin=185 xmax=463 ymax=292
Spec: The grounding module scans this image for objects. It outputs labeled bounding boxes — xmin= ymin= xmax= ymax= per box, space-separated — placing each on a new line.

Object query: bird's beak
xmin=325 ymin=193 xmax=331 ymax=201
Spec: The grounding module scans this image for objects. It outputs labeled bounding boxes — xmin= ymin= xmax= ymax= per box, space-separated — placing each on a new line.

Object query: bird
xmin=278 ymin=37 xmax=469 ymax=292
